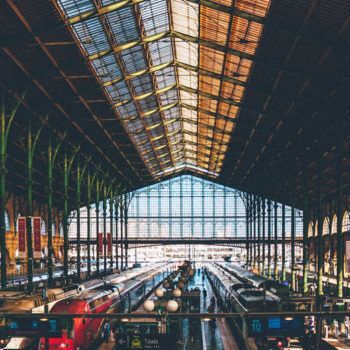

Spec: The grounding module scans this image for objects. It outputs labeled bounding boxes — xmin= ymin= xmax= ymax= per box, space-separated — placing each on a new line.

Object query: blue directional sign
xmin=248 ymin=317 xmax=305 ymax=337
xmin=0 ymin=318 xmax=62 ymax=337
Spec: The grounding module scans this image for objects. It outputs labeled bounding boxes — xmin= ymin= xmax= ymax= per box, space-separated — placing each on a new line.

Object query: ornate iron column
xmin=267 ymin=199 xmax=272 ymax=279
xmin=109 ymin=190 xmax=114 ymax=270
xmin=47 ymin=133 xmax=62 ymax=287
xmin=303 ymin=196 xmax=309 ymax=295
xmin=120 ymin=195 xmax=124 ymax=270
xmin=124 ymin=193 xmax=128 ymax=268
xmin=262 ymin=199 xmax=266 ymax=276
xmin=291 ymin=206 xmax=296 ymax=290
xmin=274 ymin=202 xmax=278 ymax=280
xmin=63 ymin=148 xmax=79 ymax=281
xmin=0 ymin=95 xmax=22 ymax=288
xmin=317 ymin=198 xmax=324 ymax=296
xmin=102 ymin=183 xmax=107 ymax=276
xmin=95 ymin=178 xmax=100 ymax=275
xmin=245 ymin=194 xmax=250 ymax=267
xmin=282 ymin=204 xmax=286 ymax=282
xmin=26 ymin=117 xmax=45 ymax=290
xmin=336 ymin=184 xmax=343 ymax=297
xmin=86 ymin=168 xmax=92 ymax=278
xmin=115 ymin=193 xmax=119 ymax=270
xmin=253 ymin=196 xmax=256 ymax=269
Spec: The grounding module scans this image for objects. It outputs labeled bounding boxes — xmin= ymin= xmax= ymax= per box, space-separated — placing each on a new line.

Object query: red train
xmin=39 ymin=267 xmax=168 ymax=349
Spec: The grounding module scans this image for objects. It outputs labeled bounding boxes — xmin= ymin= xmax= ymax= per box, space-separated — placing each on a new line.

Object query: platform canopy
xmin=0 ymin=0 xmax=349 ymax=208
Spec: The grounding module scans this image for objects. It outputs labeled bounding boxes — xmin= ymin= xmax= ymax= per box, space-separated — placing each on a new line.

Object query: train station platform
xmin=199 ymin=269 xmax=240 ymax=350
xmin=96 ymin=267 xmax=240 ymax=350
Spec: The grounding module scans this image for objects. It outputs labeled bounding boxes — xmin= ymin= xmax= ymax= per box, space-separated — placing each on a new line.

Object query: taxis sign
xmin=117 ymin=334 xmax=175 ymax=349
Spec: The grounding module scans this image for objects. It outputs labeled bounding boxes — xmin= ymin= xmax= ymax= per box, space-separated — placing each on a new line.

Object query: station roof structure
xmin=0 ymin=0 xmax=349 ymax=209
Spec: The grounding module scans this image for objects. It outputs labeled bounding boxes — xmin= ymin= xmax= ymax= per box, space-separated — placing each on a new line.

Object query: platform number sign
xmin=250 ymin=318 xmax=263 ymax=335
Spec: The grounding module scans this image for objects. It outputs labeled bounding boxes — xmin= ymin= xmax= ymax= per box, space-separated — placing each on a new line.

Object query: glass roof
xmin=54 ymin=0 xmax=270 ymax=179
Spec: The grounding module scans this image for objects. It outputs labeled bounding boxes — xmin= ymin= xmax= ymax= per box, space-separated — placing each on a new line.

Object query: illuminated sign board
xmin=0 ymin=318 xmax=62 ymax=337
xmin=248 ymin=317 xmax=305 ymax=337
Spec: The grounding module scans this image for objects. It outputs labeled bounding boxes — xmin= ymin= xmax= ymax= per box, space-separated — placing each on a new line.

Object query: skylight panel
xmin=154 ymin=66 xmax=176 ymax=89
xmin=140 ymin=0 xmax=169 ymax=36
xmin=182 ymin=107 xmax=197 ymax=123
xmin=174 ymin=39 xmax=198 ymax=67
xmin=92 ymin=53 xmax=121 ymax=83
xmin=120 ymin=46 xmax=147 ymax=74
xmin=171 ymin=0 xmax=199 ymax=37
xmin=72 ymin=18 xmax=110 ymax=56
xmin=180 ymin=90 xmax=197 ymax=108
xmin=116 ymin=101 xmax=137 ymax=119
xmin=107 ymin=7 xmax=140 ymax=45
xmin=177 ymin=67 xmax=198 ymax=90
xmin=159 ymin=89 xmax=178 ymax=106
xmin=57 ymin=0 xmax=94 ymax=18
xmin=129 ymin=74 xmax=153 ymax=95
xmin=148 ymin=39 xmax=173 ymax=66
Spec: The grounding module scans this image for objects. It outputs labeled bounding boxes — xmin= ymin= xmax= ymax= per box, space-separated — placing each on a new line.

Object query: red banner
xmin=18 ymin=217 xmax=26 ymax=252
xmin=107 ymin=233 xmax=112 ymax=256
xmin=33 ymin=217 xmax=41 ymax=253
xmin=97 ymin=233 xmax=103 ymax=254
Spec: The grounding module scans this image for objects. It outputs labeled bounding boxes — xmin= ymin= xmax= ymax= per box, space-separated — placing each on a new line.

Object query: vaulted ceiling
xmin=0 ymin=0 xmax=349 ymax=209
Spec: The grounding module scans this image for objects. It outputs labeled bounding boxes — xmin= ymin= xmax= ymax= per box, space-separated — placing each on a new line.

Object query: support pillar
xmin=336 ymin=191 xmax=343 ymax=297
xmin=291 ymin=206 xmax=296 ymax=291
xmin=282 ymin=204 xmax=286 ymax=282
xmin=246 ymin=195 xmax=250 ymax=268
xmin=274 ymin=202 xmax=278 ymax=281
xmin=63 ymin=153 xmax=69 ymax=281
xmin=317 ymin=198 xmax=324 ymax=296
xmin=76 ymin=158 xmax=81 ymax=282
xmin=103 ymin=184 xmax=107 ymax=276
xmin=0 ymin=96 xmax=21 ymax=288
xmin=303 ymin=197 xmax=309 ymax=295
xmin=253 ymin=196 xmax=256 ymax=269
xmin=267 ymin=200 xmax=272 ymax=278
xmin=124 ymin=193 xmax=128 ymax=269
xmin=257 ymin=198 xmax=261 ymax=273
xmin=109 ymin=192 xmax=114 ymax=270
xmin=47 ymin=133 xmax=62 ymax=287
xmin=95 ymin=178 xmax=100 ymax=275
xmin=26 ymin=119 xmax=34 ymax=290
xmin=262 ymin=199 xmax=266 ymax=276
xmin=86 ymin=168 xmax=92 ymax=278
xmin=120 ymin=197 xmax=124 ymax=270
xmin=115 ymin=194 xmax=119 ymax=270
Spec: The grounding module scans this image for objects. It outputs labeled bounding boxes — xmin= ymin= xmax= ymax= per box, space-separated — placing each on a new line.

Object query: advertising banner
xmin=33 ymin=217 xmax=41 ymax=258
xmin=98 ymin=233 xmax=103 ymax=254
xmin=18 ymin=217 xmax=26 ymax=253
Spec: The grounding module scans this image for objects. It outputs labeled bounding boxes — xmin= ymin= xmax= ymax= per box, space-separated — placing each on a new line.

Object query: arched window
xmin=5 ymin=210 xmax=10 ymax=231
xmin=59 ymin=223 xmax=64 ymax=236
xmin=343 ymin=211 xmax=350 ymax=233
xmin=41 ymin=220 xmax=46 ymax=235
xmin=308 ymin=222 xmax=313 ymax=237
xmin=331 ymin=215 xmax=338 ymax=234
xmin=323 ymin=217 xmax=330 ymax=235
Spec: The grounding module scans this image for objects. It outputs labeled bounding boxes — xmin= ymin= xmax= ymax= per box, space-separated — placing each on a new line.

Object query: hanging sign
xmin=33 ymin=217 xmax=41 ymax=258
xmin=107 ymin=233 xmax=112 ymax=256
xmin=97 ymin=233 xmax=103 ymax=254
xmin=18 ymin=217 xmax=26 ymax=253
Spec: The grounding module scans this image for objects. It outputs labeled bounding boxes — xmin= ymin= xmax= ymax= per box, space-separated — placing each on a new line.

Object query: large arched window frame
xmin=343 ymin=211 xmax=350 ymax=233
xmin=5 ymin=210 xmax=10 ymax=231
